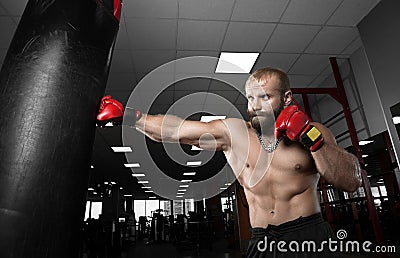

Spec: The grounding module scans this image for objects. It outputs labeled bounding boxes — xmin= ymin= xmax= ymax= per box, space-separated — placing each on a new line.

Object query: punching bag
xmin=0 ymin=0 xmax=121 ymax=257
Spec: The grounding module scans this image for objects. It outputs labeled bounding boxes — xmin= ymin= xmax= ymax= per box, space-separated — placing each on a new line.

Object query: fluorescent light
xmin=149 ymin=196 xmax=157 ymax=199
xmin=120 ymin=187 xmax=123 ymax=190
xmin=145 ymin=190 xmax=153 ymax=193
xmin=359 ymin=140 xmax=373 ymax=146
xmin=104 ymin=182 xmax=109 ymax=185
xmin=179 ymin=185 xmax=189 ymax=188
xmin=216 ymin=52 xmax=259 ymax=73
xmin=141 ymin=186 xmax=151 ymax=189
xmin=124 ymin=163 xmax=140 ymax=168
xmin=183 ymin=172 xmax=196 ymax=176
xmin=111 ymin=146 xmax=132 ymax=152
xmin=362 ymin=154 xmax=368 ymax=158
xmin=88 ymin=188 xmax=94 ymax=191
xmin=191 ymin=145 xmax=203 ymax=151
xmin=93 ymin=192 xmax=97 ymax=194
xmin=90 ymin=165 xmax=94 ymax=169
xmin=132 ymin=173 xmax=146 ymax=177
xmin=138 ymin=181 xmax=149 ymax=184
xmin=176 ymin=195 xmax=184 ymax=198
xmin=220 ymin=187 xmax=227 ymax=190
xmin=110 ymin=182 xmax=116 ymax=185
xmin=187 ymin=161 xmax=202 ymax=166
xmin=225 ymin=183 xmax=231 ymax=186
xmin=200 ymin=115 xmax=227 ymax=123
xmin=181 ymin=180 xmax=192 ymax=183
xmin=178 ymin=189 xmax=187 ymax=192
xmin=124 ymin=194 xmax=132 ymax=197
xmin=392 ymin=116 xmax=400 ymax=125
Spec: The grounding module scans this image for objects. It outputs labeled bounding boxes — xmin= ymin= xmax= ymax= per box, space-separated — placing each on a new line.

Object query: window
xmin=134 ymin=200 xmax=145 ymax=221
xmin=146 ymin=200 xmax=160 ymax=217
xmin=173 ymin=200 xmax=184 ymax=215
xmin=91 ymin=202 xmax=102 ymax=219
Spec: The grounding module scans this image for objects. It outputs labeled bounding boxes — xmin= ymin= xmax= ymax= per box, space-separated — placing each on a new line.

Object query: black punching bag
xmin=0 ymin=0 xmax=121 ymax=257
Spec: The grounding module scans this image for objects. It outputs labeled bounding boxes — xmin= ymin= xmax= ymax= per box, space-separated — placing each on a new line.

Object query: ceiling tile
xmin=174 ymin=77 xmax=211 ymax=91
xmin=326 ymin=0 xmax=381 ymax=26
xmin=305 ymin=27 xmax=359 ymax=54
xmin=0 ymin=17 xmax=17 ymax=49
xmin=231 ymin=0 xmax=289 ymax=22
xmin=222 ymin=22 xmax=275 ymax=52
xmin=202 ymin=104 xmax=233 ymax=115
xmin=114 ymin=17 xmax=131 ymax=50
xmin=264 ymin=24 xmax=321 ymax=53
xmin=153 ymin=90 xmax=175 ymax=105
xmin=106 ymin=72 xmax=137 ymax=91
xmin=177 ymin=20 xmax=228 ymax=50
xmin=172 ymin=104 xmax=206 ymax=117
xmin=281 ymin=0 xmax=342 ymax=25
xmin=132 ymin=50 xmax=176 ymax=73
xmin=289 ymin=54 xmax=331 ymax=75
xmin=176 ymin=50 xmax=219 ymax=59
xmin=103 ymin=90 xmax=131 ymax=105
xmin=173 ymin=90 xmax=207 ymax=105
xmin=341 ymin=37 xmax=363 ymax=56
xmin=149 ymin=104 xmax=172 ymax=114
xmin=212 ymin=74 xmax=249 ymax=92
xmin=0 ymin=4 xmax=7 ymax=15
xmin=253 ymin=53 xmax=299 ymax=72
xmin=234 ymin=90 xmax=248 ymax=103
xmin=210 ymin=79 xmax=240 ymax=91
xmin=179 ymin=0 xmax=234 ymax=20
xmin=1 ymin=0 xmax=27 ymax=16
xmin=123 ymin=0 xmax=178 ymax=18
xmin=110 ymin=50 xmax=135 ymax=74
xmin=207 ymin=90 xmax=239 ymax=104
xmin=126 ymin=18 xmax=176 ymax=50
xmin=288 ymin=74 xmax=317 ymax=88
xmin=229 ymin=104 xmax=247 ymax=118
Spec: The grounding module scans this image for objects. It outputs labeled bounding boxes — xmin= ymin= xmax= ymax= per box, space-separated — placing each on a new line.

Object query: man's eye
xmin=247 ymin=96 xmax=253 ymax=100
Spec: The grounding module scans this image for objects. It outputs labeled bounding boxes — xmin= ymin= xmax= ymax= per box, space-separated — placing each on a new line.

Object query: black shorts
xmin=246 ymin=213 xmax=343 ymax=258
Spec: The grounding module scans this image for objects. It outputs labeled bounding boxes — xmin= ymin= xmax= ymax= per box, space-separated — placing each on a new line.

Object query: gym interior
xmin=0 ymin=0 xmax=399 ymax=257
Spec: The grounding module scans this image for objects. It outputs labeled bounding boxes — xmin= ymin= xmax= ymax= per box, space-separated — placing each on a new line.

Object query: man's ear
xmin=283 ymin=90 xmax=292 ymax=107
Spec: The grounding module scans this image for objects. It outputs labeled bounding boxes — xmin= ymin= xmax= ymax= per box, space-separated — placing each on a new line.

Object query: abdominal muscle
xmin=226 ymin=134 xmax=321 ymax=227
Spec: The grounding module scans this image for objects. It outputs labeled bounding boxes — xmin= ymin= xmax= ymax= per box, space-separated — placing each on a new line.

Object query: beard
xmin=248 ymin=100 xmax=285 ymax=135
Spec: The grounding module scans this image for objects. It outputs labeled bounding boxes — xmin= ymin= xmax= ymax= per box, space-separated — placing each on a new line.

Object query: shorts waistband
xmin=251 ymin=213 xmax=323 ymax=239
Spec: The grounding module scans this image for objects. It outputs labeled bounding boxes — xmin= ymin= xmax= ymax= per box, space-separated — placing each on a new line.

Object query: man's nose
xmin=251 ymin=99 xmax=262 ymax=111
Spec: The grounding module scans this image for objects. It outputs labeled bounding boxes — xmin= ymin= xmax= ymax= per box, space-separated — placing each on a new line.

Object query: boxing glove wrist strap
xmin=300 ymin=125 xmax=325 ymax=152
xmin=125 ymin=107 xmax=142 ymax=123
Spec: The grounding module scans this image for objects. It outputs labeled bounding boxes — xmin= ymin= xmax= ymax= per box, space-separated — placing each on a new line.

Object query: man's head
xmin=245 ymin=67 xmax=292 ymax=135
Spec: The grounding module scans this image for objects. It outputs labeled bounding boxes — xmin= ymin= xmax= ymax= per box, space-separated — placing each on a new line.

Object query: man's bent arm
xmin=134 ymin=114 xmax=232 ymax=151
xmin=311 ymin=122 xmax=362 ymax=193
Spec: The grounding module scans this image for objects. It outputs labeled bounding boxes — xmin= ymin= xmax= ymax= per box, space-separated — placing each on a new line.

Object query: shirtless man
xmin=97 ymin=67 xmax=362 ymax=257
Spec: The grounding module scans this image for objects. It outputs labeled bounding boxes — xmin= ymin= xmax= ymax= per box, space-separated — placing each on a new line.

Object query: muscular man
xmin=97 ymin=67 xmax=362 ymax=257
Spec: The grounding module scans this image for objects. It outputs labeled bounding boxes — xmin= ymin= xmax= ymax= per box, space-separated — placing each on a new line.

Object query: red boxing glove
xmin=96 ymin=96 xmax=142 ymax=127
xmin=97 ymin=95 xmax=124 ymax=126
xmin=274 ymin=106 xmax=324 ymax=152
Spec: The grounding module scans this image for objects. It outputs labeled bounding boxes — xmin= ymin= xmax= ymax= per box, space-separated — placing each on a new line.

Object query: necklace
xmin=257 ymin=134 xmax=281 ymax=153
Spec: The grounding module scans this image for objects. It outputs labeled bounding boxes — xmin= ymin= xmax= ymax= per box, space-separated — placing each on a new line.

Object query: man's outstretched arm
xmin=96 ymin=95 xmax=233 ymax=151
xmin=134 ymin=114 xmax=232 ymax=151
